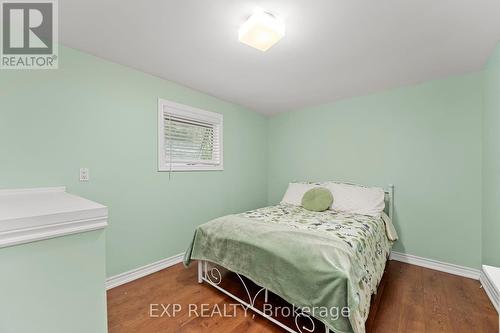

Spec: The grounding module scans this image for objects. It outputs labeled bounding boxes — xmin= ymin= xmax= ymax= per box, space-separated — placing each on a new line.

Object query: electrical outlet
xmin=79 ymin=168 xmax=89 ymax=182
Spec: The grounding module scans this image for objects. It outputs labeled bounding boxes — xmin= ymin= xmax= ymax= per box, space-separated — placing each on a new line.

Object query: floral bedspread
xmin=239 ymin=203 xmax=393 ymax=332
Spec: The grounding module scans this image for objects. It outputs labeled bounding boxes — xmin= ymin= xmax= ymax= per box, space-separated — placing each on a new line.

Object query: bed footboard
xmin=197 ymin=260 xmax=330 ymax=333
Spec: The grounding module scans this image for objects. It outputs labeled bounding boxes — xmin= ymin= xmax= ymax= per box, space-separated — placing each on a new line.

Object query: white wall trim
xmin=0 ymin=217 xmax=107 ymax=248
xmin=0 ymin=187 xmax=107 ymax=248
xmin=106 ymin=253 xmax=185 ymax=290
xmin=0 ymin=186 xmax=66 ymax=195
xmin=480 ymin=267 xmax=500 ymax=313
xmin=390 ymin=251 xmax=481 ymax=280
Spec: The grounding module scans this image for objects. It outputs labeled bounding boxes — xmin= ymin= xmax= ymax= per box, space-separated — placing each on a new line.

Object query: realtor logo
xmin=1 ymin=0 xmax=58 ymax=69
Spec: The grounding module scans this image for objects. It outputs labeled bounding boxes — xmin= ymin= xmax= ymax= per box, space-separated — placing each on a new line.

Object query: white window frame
xmin=158 ymin=98 xmax=223 ymax=172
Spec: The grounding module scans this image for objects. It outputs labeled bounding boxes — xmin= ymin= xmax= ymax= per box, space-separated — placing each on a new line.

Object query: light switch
xmin=79 ymin=168 xmax=89 ymax=182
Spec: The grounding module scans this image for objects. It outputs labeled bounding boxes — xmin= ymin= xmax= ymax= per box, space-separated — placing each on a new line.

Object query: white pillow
xmin=325 ymin=182 xmax=385 ymax=217
xmin=281 ymin=183 xmax=319 ymax=206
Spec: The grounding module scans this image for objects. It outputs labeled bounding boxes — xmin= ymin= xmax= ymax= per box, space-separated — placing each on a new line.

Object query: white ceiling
xmin=60 ymin=0 xmax=500 ymax=115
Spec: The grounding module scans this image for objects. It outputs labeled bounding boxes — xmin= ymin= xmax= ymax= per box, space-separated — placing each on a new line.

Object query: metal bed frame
xmin=197 ymin=184 xmax=394 ymax=333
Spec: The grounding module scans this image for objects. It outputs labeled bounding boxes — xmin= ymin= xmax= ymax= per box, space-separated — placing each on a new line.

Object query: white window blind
xmin=158 ymin=99 xmax=223 ymax=171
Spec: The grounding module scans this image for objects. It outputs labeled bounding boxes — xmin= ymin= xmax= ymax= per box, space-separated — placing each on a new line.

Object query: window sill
xmin=158 ymin=165 xmax=224 ymax=172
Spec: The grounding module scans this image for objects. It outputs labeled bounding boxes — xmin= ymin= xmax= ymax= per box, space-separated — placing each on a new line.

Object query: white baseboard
xmin=106 ymin=252 xmax=184 ymax=290
xmin=390 ymin=251 xmax=481 ymax=280
xmin=480 ymin=266 xmax=500 ymax=314
xmin=107 ymin=250 xmax=499 ymax=315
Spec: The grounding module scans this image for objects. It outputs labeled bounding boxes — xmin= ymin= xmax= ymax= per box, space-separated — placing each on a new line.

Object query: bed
xmin=184 ymin=184 xmax=396 ymax=333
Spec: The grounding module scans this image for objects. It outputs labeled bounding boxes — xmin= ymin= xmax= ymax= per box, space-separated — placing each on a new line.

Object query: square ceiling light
xmin=238 ymin=9 xmax=285 ymax=52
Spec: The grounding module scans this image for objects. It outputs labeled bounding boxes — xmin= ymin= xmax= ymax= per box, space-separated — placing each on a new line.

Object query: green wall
xmin=1 ymin=45 xmax=496 ymax=277
xmin=0 ymin=47 xmax=268 ymax=277
xmin=482 ymin=43 xmax=500 ymax=267
xmin=268 ymin=73 xmax=483 ymax=269
xmin=0 ymin=231 xmax=107 ymax=333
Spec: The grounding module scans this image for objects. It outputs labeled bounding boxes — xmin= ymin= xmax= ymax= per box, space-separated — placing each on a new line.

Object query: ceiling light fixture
xmin=238 ymin=9 xmax=285 ymax=52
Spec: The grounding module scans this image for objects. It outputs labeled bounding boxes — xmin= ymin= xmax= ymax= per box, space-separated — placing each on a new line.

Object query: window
xmin=158 ymin=99 xmax=223 ymax=171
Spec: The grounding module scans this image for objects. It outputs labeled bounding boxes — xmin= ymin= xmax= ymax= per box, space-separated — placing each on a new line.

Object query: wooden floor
xmin=107 ymin=260 xmax=499 ymax=333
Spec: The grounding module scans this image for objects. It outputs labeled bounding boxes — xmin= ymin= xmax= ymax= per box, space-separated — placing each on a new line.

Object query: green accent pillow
xmin=301 ymin=187 xmax=333 ymax=212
